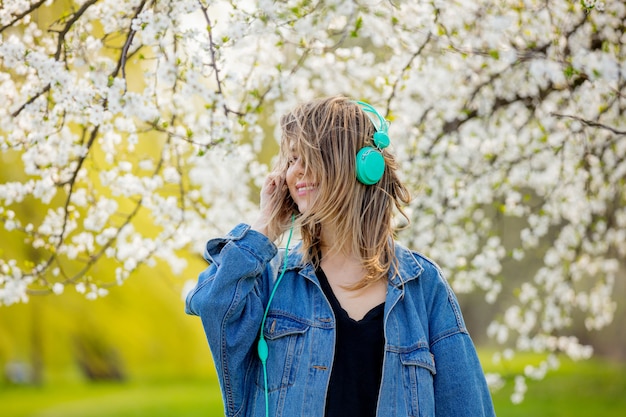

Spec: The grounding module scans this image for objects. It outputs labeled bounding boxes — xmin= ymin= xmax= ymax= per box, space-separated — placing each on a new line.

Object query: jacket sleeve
xmin=431 ymin=332 xmax=496 ymax=416
xmin=424 ymin=266 xmax=497 ymax=417
xmin=185 ymin=223 xmax=278 ymax=417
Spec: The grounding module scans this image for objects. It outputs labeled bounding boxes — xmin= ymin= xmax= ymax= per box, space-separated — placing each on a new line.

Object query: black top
xmin=316 ymin=267 xmax=385 ymax=417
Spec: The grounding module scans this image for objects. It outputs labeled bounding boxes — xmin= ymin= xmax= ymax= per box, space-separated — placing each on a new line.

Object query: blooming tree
xmin=1 ymin=0 xmax=624 ymax=401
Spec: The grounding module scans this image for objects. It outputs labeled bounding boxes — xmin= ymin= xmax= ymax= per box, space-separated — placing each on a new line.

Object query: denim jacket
xmin=185 ymin=224 xmax=496 ymax=417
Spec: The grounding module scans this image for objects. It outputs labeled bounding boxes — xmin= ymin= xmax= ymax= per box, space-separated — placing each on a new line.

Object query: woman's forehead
xmin=284 ymin=133 xmax=313 ymax=152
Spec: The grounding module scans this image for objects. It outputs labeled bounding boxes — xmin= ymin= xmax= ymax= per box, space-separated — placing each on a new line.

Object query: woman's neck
xmin=319 ymin=225 xmax=363 ymax=287
xmin=319 ymin=223 xmax=350 ymax=254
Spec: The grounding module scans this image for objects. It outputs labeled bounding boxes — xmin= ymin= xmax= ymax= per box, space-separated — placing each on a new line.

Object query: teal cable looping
xmin=258 ymin=215 xmax=295 ymax=417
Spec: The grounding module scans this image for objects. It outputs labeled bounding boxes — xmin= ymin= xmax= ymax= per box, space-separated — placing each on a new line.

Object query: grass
xmin=0 ymin=378 xmax=224 ymax=417
xmin=488 ymin=354 xmax=626 ymax=417
xmin=0 ymin=355 xmax=625 ymax=417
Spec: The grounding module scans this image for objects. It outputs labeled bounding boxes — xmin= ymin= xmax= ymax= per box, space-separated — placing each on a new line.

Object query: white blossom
xmin=0 ymin=0 xmax=623 ymax=403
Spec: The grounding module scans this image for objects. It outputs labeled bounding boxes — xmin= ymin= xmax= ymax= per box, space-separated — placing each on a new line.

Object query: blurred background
xmin=1 ymin=0 xmax=625 ymax=416
xmin=1 ymin=254 xmax=625 ymax=416
xmin=1 ymin=216 xmax=625 ymax=416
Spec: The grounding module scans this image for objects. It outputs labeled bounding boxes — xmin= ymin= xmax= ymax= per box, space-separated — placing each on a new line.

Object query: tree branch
xmin=551 ymin=113 xmax=626 ymax=136
xmin=0 ymin=0 xmax=48 ymax=34
xmin=198 ymin=3 xmax=243 ymax=117
xmin=385 ymin=32 xmax=433 ymax=118
xmin=10 ymin=0 xmax=99 ymax=118
xmin=10 ymin=84 xmax=50 ymax=118
xmin=53 ymin=0 xmax=99 ymax=61
xmin=110 ymin=0 xmax=148 ymax=82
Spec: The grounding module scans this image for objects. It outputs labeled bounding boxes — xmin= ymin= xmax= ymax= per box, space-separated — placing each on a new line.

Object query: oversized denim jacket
xmin=185 ymin=224 xmax=496 ymax=417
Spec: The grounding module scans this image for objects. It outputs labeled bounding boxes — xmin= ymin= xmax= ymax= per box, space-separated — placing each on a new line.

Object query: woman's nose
xmin=292 ymin=158 xmax=304 ymax=176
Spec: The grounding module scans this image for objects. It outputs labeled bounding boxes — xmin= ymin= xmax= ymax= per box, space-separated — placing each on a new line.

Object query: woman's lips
xmin=296 ymin=183 xmax=317 ymax=195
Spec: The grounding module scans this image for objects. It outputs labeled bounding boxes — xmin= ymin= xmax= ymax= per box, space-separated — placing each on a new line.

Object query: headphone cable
xmin=257 ymin=215 xmax=295 ymax=417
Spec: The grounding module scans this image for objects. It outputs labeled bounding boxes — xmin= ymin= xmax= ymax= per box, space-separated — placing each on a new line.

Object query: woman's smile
xmin=286 ymin=152 xmax=318 ymax=212
xmin=295 ymin=182 xmax=318 ymax=196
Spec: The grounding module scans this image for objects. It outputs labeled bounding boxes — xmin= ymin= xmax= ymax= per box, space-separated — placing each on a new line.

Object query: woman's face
xmin=285 ymin=150 xmax=319 ymax=213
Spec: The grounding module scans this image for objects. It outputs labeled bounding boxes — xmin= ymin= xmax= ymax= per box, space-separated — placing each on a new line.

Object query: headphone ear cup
xmin=356 ymin=147 xmax=385 ymax=185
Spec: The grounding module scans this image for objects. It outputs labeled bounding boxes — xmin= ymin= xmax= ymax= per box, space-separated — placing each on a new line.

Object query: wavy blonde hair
xmin=267 ymin=95 xmax=411 ymax=289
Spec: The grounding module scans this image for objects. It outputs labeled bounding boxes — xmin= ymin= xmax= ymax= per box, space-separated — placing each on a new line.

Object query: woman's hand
xmin=252 ymin=172 xmax=286 ymax=241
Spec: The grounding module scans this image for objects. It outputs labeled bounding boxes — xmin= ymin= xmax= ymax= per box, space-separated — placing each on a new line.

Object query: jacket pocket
xmin=400 ymin=347 xmax=436 ymax=417
xmin=256 ymin=312 xmax=309 ymax=392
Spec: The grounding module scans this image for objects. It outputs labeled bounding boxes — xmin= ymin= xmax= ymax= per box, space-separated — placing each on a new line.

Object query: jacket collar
xmin=283 ymin=241 xmax=424 ymax=287
xmin=389 ymin=242 xmax=424 ymax=287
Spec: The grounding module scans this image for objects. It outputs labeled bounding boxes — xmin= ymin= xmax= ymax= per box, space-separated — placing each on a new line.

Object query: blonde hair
xmin=267 ymin=95 xmax=411 ymax=289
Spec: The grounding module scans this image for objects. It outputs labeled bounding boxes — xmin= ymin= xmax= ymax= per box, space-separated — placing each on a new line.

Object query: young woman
xmin=186 ymin=96 xmax=496 ymax=417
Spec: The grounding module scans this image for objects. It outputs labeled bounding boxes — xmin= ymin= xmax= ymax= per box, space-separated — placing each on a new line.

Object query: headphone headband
xmin=355 ymin=100 xmax=390 ymax=144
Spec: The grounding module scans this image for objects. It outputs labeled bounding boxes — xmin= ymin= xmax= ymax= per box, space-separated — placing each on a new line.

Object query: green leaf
xmin=351 ymin=16 xmax=363 ymax=38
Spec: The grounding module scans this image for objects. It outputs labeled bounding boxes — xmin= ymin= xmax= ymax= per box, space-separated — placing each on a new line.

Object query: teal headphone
xmin=354 ymin=100 xmax=390 ymax=185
